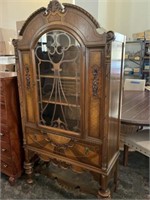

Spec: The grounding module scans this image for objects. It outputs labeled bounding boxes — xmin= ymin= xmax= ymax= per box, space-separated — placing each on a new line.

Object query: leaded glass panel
xmin=35 ymin=30 xmax=81 ymax=133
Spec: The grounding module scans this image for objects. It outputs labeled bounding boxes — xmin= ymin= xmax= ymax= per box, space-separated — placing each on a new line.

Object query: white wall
xmin=0 ymin=0 xmax=150 ymax=40
xmin=75 ymin=0 xmax=99 ymax=23
xmin=0 ymin=0 xmax=73 ymax=31
xmin=75 ymin=0 xmax=150 ymax=39
xmin=104 ymin=0 xmax=150 ymax=40
xmin=98 ymin=0 xmax=108 ymax=30
xmin=98 ymin=0 xmax=150 ymax=39
xmin=0 ymin=1 xmax=2 ymax=27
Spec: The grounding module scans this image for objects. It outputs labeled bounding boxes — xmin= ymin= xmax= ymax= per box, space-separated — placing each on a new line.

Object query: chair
xmin=120 ymin=126 xmax=150 ymax=166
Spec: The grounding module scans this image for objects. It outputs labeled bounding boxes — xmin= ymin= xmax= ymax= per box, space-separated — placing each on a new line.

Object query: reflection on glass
xmin=35 ymin=30 xmax=81 ymax=133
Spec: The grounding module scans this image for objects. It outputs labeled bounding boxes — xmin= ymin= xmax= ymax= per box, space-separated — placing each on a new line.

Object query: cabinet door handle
xmin=0 ymin=133 xmax=4 ymax=136
xmin=3 ymin=164 xmax=8 ymax=168
xmin=1 ymin=148 xmax=6 ymax=152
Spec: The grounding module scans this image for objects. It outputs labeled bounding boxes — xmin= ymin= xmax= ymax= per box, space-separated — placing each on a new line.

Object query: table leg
xmin=123 ymin=144 xmax=129 ymax=166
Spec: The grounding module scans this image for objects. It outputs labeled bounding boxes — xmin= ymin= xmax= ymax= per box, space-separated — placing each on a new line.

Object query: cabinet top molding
xmin=19 ymin=0 xmax=100 ymax=37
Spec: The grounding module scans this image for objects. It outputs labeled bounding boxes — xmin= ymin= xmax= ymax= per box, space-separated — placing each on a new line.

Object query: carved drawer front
xmin=1 ymin=141 xmax=11 ymax=158
xmin=1 ymin=159 xmax=13 ymax=175
xmin=0 ymin=125 xmax=9 ymax=141
xmin=26 ymin=129 xmax=101 ymax=168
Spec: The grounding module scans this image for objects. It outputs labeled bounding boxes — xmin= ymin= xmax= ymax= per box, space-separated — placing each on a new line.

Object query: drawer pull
xmin=2 ymin=148 xmax=6 ymax=152
xmin=0 ymin=133 xmax=4 ymax=136
xmin=85 ymin=147 xmax=89 ymax=155
xmin=3 ymin=164 xmax=8 ymax=168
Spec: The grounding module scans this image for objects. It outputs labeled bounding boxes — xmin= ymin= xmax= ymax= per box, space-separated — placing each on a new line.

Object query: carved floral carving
xmin=12 ymin=39 xmax=19 ymax=60
xmin=106 ymin=31 xmax=115 ymax=43
xmin=44 ymin=136 xmax=76 ymax=150
xmin=25 ymin=65 xmax=31 ymax=89
xmin=50 ymin=158 xmax=72 ymax=169
xmin=92 ymin=65 xmax=100 ymax=97
xmin=106 ymin=31 xmax=115 ymax=57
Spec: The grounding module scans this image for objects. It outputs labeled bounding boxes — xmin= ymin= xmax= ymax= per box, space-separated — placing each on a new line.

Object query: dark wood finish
xmin=13 ymin=0 xmax=125 ymax=198
xmin=0 ymin=72 xmax=23 ymax=184
xmin=121 ymin=90 xmax=150 ymax=126
xmin=121 ymin=90 xmax=150 ymax=166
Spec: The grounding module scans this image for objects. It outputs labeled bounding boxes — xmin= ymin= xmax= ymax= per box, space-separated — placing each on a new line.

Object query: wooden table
xmin=121 ymin=90 xmax=150 ymax=166
xmin=121 ymin=90 xmax=150 ymax=126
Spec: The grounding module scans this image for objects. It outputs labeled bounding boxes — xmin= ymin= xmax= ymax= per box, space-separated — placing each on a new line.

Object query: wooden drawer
xmin=0 ymin=125 xmax=9 ymax=141
xmin=1 ymin=158 xmax=13 ymax=176
xmin=26 ymin=130 xmax=101 ymax=168
xmin=1 ymin=140 xmax=11 ymax=158
xmin=0 ymin=73 xmax=22 ymax=181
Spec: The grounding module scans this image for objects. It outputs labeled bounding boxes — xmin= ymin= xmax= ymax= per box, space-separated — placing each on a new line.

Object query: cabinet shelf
xmin=41 ymin=95 xmax=80 ymax=108
xmin=143 ymin=69 xmax=150 ymax=73
xmin=124 ymin=40 xmax=150 ymax=82
xmin=144 ymin=56 xmax=150 ymax=59
xmin=127 ymin=59 xmax=141 ymax=66
xmin=41 ymin=99 xmax=80 ymax=108
xmin=40 ymin=74 xmax=80 ymax=80
xmin=126 ymin=56 xmax=140 ymax=61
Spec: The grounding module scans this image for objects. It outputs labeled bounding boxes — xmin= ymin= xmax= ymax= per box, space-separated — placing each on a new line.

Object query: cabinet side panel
xmin=5 ymin=77 xmax=23 ymax=176
xmin=108 ymin=41 xmax=124 ymax=162
xmin=88 ymin=50 xmax=102 ymax=139
xmin=22 ymin=52 xmax=35 ymax=123
xmin=0 ymin=75 xmax=23 ymax=178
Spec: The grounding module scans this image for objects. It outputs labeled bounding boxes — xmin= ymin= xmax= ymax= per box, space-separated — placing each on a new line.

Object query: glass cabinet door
xmin=35 ymin=30 xmax=81 ymax=133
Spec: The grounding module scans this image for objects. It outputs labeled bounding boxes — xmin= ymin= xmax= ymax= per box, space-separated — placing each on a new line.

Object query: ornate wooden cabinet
xmin=0 ymin=72 xmax=23 ymax=185
xmin=13 ymin=0 xmax=125 ymax=198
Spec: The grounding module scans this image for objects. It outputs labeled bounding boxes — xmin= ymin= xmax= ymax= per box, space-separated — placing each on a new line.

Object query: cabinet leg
xmin=114 ymin=161 xmax=118 ymax=192
xmin=24 ymin=161 xmax=33 ymax=184
xmin=98 ymin=175 xmax=111 ymax=199
xmin=8 ymin=176 xmax=16 ymax=186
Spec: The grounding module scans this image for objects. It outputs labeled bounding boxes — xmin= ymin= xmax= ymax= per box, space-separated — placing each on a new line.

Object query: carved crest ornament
xmin=44 ymin=0 xmax=65 ymax=15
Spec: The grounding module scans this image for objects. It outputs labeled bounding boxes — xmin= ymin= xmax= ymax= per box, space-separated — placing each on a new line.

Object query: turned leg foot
xmin=98 ymin=188 xmax=111 ymax=199
xmin=24 ymin=161 xmax=33 ymax=184
xmin=8 ymin=176 xmax=16 ymax=186
xmin=98 ymin=175 xmax=111 ymax=199
xmin=123 ymin=144 xmax=129 ymax=166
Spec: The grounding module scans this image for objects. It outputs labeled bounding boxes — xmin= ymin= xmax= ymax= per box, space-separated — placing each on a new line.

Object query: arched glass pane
xmin=35 ymin=30 xmax=81 ymax=133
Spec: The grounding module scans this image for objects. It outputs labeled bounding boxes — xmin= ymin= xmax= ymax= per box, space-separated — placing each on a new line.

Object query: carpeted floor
xmin=0 ymin=151 xmax=149 ymax=199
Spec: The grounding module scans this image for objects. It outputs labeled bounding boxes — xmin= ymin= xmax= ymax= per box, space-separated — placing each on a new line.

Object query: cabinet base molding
xmin=31 ymin=158 xmax=117 ymax=198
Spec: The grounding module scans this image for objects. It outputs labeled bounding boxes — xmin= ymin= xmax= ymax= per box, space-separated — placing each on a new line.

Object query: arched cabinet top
xmin=18 ymin=0 xmax=108 ymax=49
